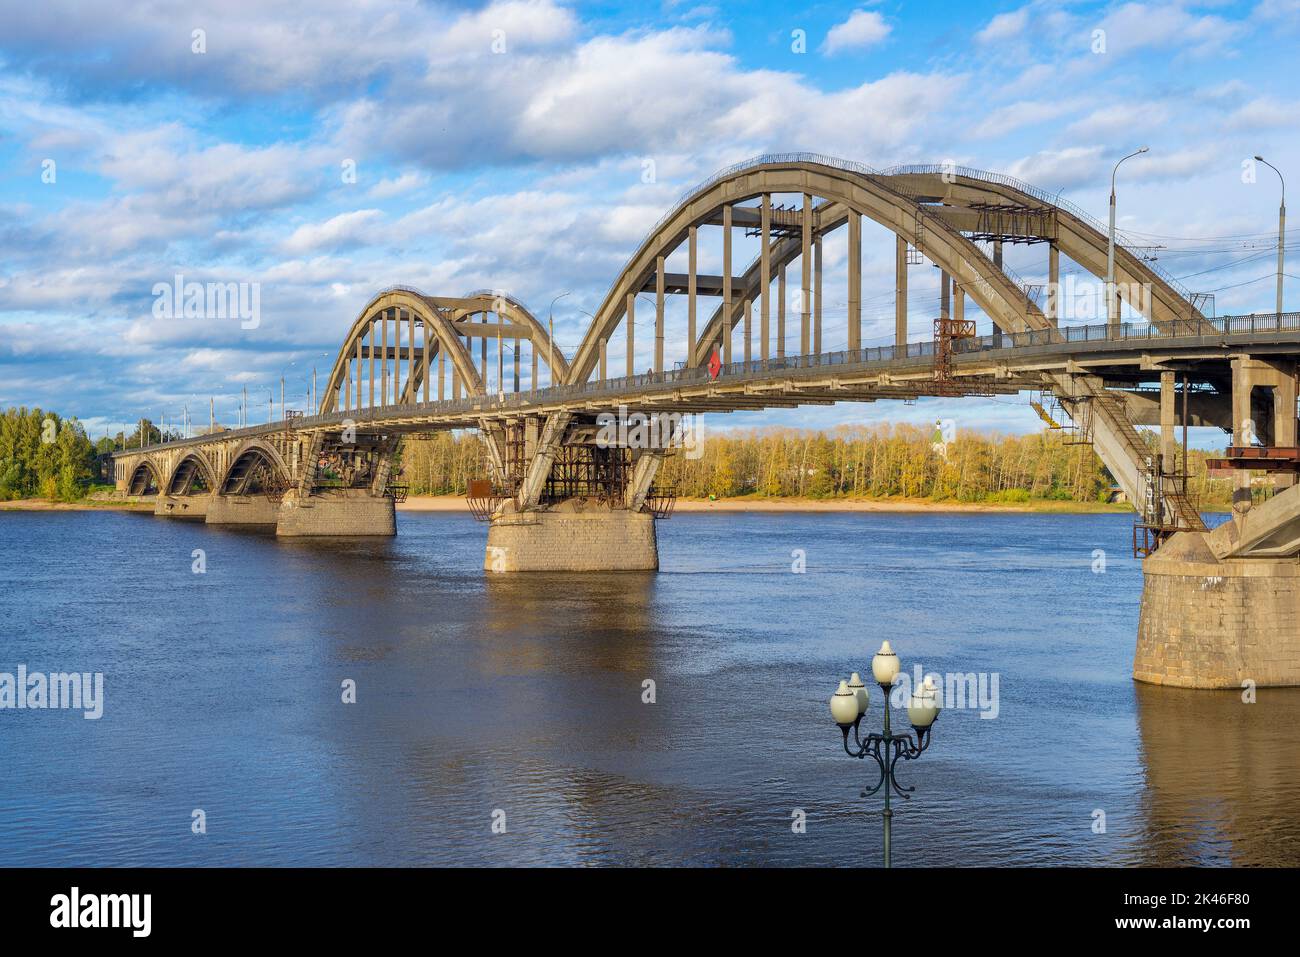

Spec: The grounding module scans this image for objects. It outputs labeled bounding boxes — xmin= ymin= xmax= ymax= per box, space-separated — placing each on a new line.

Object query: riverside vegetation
xmin=2 ymin=409 xmax=1236 ymax=509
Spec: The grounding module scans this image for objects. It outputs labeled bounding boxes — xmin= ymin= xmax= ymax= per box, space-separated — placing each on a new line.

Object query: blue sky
xmin=2 ymin=0 xmax=1299 ymax=441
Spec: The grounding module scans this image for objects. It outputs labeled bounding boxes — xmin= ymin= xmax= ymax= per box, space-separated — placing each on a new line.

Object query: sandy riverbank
xmin=0 ymin=497 xmax=155 ymax=512
xmin=396 ymin=494 xmax=1132 ymax=514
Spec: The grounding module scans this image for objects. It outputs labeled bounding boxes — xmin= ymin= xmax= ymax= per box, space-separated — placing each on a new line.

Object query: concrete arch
xmin=218 ymin=440 xmax=291 ymax=495
xmin=879 ymin=166 xmax=1206 ymax=326
xmin=127 ymin=459 xmax=163 ymax=495
xmin=320 ymin=289 xmax=481 ymax=414
xmin=448 ymin=290 xmax=572 ymax=384
xmin=165 ymin=450 xmax=217 ymax=496
xmin=567 ymin=158 xmax=1043 ymax=386
xmin=319 ymin=289 xmax=570 ymax=413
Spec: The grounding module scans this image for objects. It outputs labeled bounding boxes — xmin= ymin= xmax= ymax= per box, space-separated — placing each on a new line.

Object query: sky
xmin=2 ymin=0 xmax=1299 ymax=441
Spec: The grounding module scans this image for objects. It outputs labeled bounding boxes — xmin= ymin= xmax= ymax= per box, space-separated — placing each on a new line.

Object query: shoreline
xmin=0 ymin=494 xmax=1212 ymax=516
xmin=395 ymin=494 xmax=1137 ymax=515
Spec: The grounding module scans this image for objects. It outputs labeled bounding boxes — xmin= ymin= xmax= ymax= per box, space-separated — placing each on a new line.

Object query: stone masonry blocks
xmin=485 ymin=500 xmax=658 ymax=572
xmin=275 ymin=489 xmax=396 ymax=537
xmin=1135 ymin=529 xmax=1300 ymax=688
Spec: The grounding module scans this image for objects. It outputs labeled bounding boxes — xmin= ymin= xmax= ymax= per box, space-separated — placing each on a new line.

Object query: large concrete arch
xmin=567 ymin=158 xmax=1044 ymax=386
xmin=879 ymin=166 xmax=1206 ymax=326
xmin=564 ymin=155 xmax=1203 ymax=529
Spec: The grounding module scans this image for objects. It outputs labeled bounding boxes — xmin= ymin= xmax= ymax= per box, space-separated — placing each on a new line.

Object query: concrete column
xmin=355 ymin=335 xmax=362 ymax=409
xmin=1232 ymin=357 xmax=1253 ymax=514
xmin=687 ymin=225 xmax=697 ymax=367
xmin=722 ymin=205 xmax=733 ymax=365
xmin=530 ymin=341 xmax=538 ymax=391
xmin=626 ymin=292 xmax=635 ymax=377
xmin=422 ymin=317 xmax=430 ymax=402
xmin=599 ymin=338 xmax=607 ymax=381
xmin=954 ymin=279 xmax=964 ymax=326
xmin=409 ymin=309 xmax=417 ymax=399
xmin=940 ymin=270 xmax=951 ymax=320
xmin=895 ymin=235 xmax=908 ymax=350
xmin=743 ymin=298 xmax=752 ymax=363
xmin=1047 ymin=243 xmax=1060 ymax=325
xmin=800 ymin=192 xmax=811 ymax=356
xmin=814 ymin=235 xmax=823 ymax=354
xmin=1274 ymin=360 xmax=1297 ymax=490
xmin=438 ymin=349 xmax=445 ymax=401
xmin=368 ymin=318 xmax=376 ymax=407
xmin=777 ymin=264 xmax=786 ymax=359
xmin=760 ymin=194 xmax=771 ymax=361
xmin=380 ymin=312 xmax=389 ymax=407
xmin=480 ymin=311 xmax=488 ymax=392
xmin=655 ymin=254 xmax=665 ymax=374
xmin=848 ymin=213 xmax=861 ymax=352
xmin=1160 ymin=371 xmax=1177 ymax=474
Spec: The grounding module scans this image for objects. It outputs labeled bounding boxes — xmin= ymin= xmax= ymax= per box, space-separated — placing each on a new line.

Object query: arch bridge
xmin=113 ymin=155 xmax=1300 ymax=688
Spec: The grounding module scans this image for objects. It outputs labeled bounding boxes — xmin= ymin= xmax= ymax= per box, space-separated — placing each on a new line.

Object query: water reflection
xmin=1134 ymin=682 xmax=1300 ymax=865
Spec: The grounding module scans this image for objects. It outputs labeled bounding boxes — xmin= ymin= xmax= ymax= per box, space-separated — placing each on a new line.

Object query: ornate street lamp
xmin=829 ymin=641 xmax=941 ymax=868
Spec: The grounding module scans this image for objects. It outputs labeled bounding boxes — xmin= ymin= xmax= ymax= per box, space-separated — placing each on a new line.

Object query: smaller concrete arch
xmin=165 ymin=451 xmax=217 ymax=496
xmin=127 ymin=459 xmax=163 ymax=495
xmin=218 ymin=440 xmax=291 ymax=495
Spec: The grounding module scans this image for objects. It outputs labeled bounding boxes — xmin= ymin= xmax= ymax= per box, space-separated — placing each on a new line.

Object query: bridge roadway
xmin=123 ymin=313 xmax=1300 ymax=446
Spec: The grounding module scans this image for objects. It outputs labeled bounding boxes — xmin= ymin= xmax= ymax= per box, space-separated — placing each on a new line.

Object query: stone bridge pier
xmin=1136 ymin=355 xmax=1300 ymax=688
xmin=479 ymin=411 xmax=671 ymax=572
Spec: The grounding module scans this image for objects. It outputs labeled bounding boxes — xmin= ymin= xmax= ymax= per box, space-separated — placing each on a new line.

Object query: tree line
xmin=0 ymin=408 xmax=100 ymax=501
xmin=398 ymin=423 xmax=1236 ymax=507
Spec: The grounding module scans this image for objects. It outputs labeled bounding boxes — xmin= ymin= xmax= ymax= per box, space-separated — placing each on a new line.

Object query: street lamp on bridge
xmin=1107 ymin=146 xmax=1149 ymax=326
xmin=1255 ymin=155 xmax=1286 ymax=319
xmin=548 ymin=292 xmax=571 ymax=388
xmin=829 ymin=640 xmax=940 ymax=868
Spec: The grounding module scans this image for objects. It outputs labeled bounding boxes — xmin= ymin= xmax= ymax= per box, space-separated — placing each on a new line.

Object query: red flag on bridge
xmin=708 ymin=347 xmax=721 ymax=380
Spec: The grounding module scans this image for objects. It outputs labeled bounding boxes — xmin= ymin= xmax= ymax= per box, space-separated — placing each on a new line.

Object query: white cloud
xmin=976 ymin=8 xmax=1030 ymax=44
xmin=281 ymin=210 xmax=384 ymax=254
xmin=822 ymin=10 xmax=891 ymax=55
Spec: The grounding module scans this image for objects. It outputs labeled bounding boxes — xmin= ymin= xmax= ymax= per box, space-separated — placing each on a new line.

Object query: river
xmin=1 ymin=508 xmax=1296 ymax=866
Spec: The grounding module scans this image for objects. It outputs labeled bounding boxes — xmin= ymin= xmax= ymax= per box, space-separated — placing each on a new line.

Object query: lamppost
xmin=1255 ymin=155 xmax=1286 ymax=319
xmin=1107 ymin=146 xmax=1149 ymax=326
xmin=829 ymin=640 xmax=941 ymax=868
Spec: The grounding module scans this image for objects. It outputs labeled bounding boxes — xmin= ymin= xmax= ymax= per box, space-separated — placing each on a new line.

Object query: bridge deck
xmin=119 ymin=313 xmax=1300 ymax=454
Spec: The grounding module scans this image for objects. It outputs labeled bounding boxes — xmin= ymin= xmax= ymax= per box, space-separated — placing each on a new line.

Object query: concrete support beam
xmin=778 ymin=264 xmax=786 ymax=359
xmin=655 ymin=254 xmax=665 ymax=374
xmin=1159 ymin=371 xmax=1177 ymax=472
xmin=519 ymin=411 xmax=572 ymax=509
xmin=895 ymin=235 xmax=907 ymax=350
xmin=722 ymin=205 xmax=733 ymax=365
xmin=760 ymin=194 xmax=771 ymax=361
xmin=1047 ymin=243 xmax=1060 ymax=326
xmin=848 ymin=212 xmax=861 ymax=352
xmin=801 ymin=192 xmax=811 ymax=356
xmin=687 ymin=225 xmax=697 ymax=367
xmin=814 ymin=235 xmax=823 ymax=354
xmin=626 ymin=293 xmax=635 ymax=378
xmin=626 ymin=450 xmax=666 ymax=513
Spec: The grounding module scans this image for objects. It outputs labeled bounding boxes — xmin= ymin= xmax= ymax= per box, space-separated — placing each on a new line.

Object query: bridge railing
xmin=119 ymin=311 xmax=1300 ymax=455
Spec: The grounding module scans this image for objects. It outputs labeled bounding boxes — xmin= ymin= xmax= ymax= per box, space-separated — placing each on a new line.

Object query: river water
xmin=1 ymin=507 xmax=1296 ymax=867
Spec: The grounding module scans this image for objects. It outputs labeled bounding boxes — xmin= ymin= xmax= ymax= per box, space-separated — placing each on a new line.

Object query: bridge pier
xmin=154 ymin=493 xmax=209 ymax=520
xmin=206 ymin=494 xmax=279 ymax=527
xmin=275 ymin=489 xmax=395 ymax=537
xmin=1136 ymin=529 xmax=1300 ymax=688
xmin=485 ymin=499 xmax=658 ymax=572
